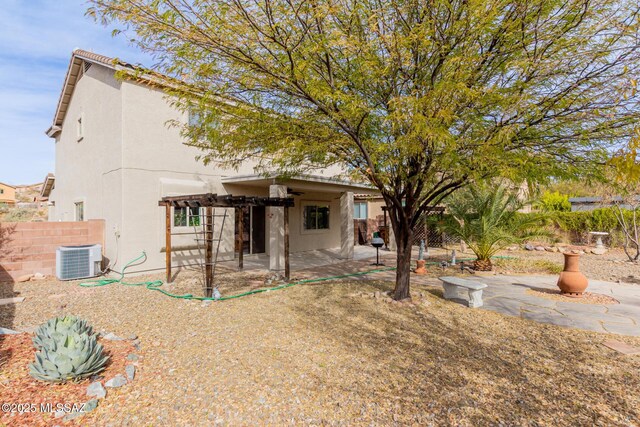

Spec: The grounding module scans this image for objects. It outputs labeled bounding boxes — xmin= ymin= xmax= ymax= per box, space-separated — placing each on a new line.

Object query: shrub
xmin=538 ymin=191 xmax=571 ymax=212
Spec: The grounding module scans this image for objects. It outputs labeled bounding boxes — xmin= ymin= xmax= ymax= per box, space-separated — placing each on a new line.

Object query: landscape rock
xmin=32 ymin=272 xmax=46 ymax=280
xmin=0 ymin=327 xmax=20 ymax=335
xmin=16 ymin=274 xmax=33 ymax=282
xmin=128 ymin=333 xmax=138 ymax=340
xmin=126 ymin=365 xmax=136 ymax=381
xmin=84 ymin=399 xmax=99 ymax=413
xmin=545 ymin=247 xmax=559 ymax=253
xmin=524 ymin=244 xmax=535 ymax=251
xmin=534 ymin=246 xmax=546 ymax=251
xmin=105 ymin=375 xmax=127 ymax=388
xmin=86 ymin=381 xmax=106 ymax=399
xmin=126 ymin=353 xmax=139 ymax=362
xmin=591 ymin=247 xmax=608 ymax=255
xmin=102 ymin=332 xmax=124 ymax=341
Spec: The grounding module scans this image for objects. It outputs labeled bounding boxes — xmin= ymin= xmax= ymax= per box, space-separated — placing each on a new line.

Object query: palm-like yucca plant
xmin=438 ymin=183 xmax=548 ymax=271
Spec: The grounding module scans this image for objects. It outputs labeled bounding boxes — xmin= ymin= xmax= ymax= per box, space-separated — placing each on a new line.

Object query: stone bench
xmin=439 ymin=276 xmax=488 ymax=308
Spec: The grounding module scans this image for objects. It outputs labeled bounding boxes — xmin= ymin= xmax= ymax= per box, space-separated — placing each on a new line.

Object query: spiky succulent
xmin=33 ymin=316 xmax=94 ymax=350
xmin=29 ymin=331 xmax=109 ymax=382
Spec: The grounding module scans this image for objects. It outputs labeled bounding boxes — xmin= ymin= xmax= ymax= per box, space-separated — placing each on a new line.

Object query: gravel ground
xmin=1 ymin=270 xmax=640 ymax=426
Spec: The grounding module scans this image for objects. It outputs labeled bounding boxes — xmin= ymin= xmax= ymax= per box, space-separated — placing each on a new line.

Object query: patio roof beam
xmin=158 ymin=193 xmax=294 ymax=208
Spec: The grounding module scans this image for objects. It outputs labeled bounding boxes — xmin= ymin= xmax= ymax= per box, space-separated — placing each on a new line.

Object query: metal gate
xmin=412 ymin=207 xmax=448 ymax=247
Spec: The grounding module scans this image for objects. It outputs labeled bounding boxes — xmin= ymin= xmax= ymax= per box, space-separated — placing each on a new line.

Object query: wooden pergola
xmin=158 ymin=193 xmax=294 ymax=297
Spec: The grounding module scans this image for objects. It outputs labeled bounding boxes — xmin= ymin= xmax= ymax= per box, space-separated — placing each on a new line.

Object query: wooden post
xmin=237 ymin=207 xmax=244 ymax=270
xmin=165 ymin=202 xmax=172 ymax=283
xmin=284 ymin=206 xmax=290 ymax=280
xmin=205 ymin=206 xmax=213 ymax=298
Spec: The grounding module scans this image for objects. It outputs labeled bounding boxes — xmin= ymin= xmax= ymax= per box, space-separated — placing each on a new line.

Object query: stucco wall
xmin=286 ymin=192 xmax=342 ymax=253
xmin=50 ymin=61 xmax=356 ymax=275
xmin=0 ymin=220 xmax=104 ymax=282
xmin=48 ymin=64 xmax=123 ymax=270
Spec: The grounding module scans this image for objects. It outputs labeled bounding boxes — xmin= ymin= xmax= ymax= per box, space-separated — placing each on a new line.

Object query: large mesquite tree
xmin=90 ymin=0 xmax=640 ymax=300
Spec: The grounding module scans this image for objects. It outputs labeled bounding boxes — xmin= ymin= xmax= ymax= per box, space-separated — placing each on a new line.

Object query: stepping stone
xmin=0 ymin=297 xmax=25 ymax=306
xmin=602 ymin=340 xmax=640 ymax=355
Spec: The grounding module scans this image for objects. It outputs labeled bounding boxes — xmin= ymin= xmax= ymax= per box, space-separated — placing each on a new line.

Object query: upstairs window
xmin=188 ymin=109 xmax=202 ymax=127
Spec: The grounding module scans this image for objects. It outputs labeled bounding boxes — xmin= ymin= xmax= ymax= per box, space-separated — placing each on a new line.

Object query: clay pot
xmin=414 ymin=260 xmax=427 ymax=275
xmin=557 ymin=252 xmax=588 ymax=297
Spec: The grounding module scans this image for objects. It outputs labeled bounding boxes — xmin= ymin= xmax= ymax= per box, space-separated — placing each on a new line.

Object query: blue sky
xmin=0 ymin=0 xmax=152 ymax=185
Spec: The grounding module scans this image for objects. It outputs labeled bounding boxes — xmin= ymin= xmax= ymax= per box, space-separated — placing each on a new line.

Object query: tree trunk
xmin=473 ymin=258 xmax=493 ymax=271
xmin=392 ymin=219 xmax=413 ymax=301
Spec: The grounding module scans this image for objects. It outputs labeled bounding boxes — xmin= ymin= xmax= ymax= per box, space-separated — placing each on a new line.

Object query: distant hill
xmin=15 ymin=183 xmax=43 ymax=203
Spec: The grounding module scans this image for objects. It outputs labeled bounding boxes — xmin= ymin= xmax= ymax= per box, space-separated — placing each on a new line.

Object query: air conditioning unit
xmin=56 ymin=244 xmax=102 ymax=280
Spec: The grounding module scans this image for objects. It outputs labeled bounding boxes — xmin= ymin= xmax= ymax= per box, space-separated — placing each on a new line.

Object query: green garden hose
xmin=79 ymin=252 xmax=515 ymax=302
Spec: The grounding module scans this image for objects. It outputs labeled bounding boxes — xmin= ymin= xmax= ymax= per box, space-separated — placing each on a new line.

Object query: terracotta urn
xmin=557 ymin=252 xmax=588 ymax=297
xmin=414 ymin=259 xmax=427 ymax=275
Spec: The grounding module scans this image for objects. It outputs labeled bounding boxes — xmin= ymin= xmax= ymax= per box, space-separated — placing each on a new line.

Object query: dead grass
xmin=1 ymin=275 xmax=639 ymax=426
xmin=492 ymin=256 xmax=564 ymax=274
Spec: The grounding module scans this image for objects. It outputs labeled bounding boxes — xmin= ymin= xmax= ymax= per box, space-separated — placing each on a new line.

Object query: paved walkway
xmin=477 ymin=275 xmax=640 ymax=336
xmin=224 ymin=246 xmax=640 ymax=337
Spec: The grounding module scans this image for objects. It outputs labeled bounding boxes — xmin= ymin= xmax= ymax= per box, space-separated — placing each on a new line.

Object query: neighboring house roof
xmin=0 ymin=182 xmax=16 ymax=189
xmin=40 ymin=173 xmax=55 ymax=198
xmin=569 ymin=196 xmax=640 ymax=204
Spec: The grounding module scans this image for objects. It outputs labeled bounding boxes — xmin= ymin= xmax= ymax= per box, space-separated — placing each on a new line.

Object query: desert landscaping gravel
xmin=1 ymin=264 xmax=640 ymax=426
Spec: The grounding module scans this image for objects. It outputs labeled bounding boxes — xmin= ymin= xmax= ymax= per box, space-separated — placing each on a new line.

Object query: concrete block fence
xmin=0 ymin=220 xmax=104 ymax=282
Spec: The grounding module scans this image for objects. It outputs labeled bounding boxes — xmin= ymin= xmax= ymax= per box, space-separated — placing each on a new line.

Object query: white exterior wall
xmin=49 ymin=64 xmax=124 ymax=267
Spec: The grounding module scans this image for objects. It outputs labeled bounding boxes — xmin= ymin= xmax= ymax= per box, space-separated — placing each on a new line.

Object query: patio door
xmin=236 ymin=206 xmax=265 ymax=255
xmin=251 ymin=206 xmax=265 ymax=254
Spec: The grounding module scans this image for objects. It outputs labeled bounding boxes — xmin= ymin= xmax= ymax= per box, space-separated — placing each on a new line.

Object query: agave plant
xmin=437 ymin=183 xmax=549 ymax=271
xmin=33 ymin=316 xmax=94 ymax=350
xmin=29 ymin=331 xmax=109 ymax=382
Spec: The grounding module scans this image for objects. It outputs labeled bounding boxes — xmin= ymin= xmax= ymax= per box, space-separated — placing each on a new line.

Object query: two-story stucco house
xmin=45 ymin=49 xmax=375 ymax=276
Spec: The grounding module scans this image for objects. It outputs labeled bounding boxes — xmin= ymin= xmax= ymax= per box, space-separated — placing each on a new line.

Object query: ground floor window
xmin=74 ymin=201 xmax=84 ymax=221
xmin=303 ymin=203 xmax=330 ymax=230
xmin=354 ymin=202 xmax=368 ymax=219
xmin=174 ymin=206 xmax=201 ymax=227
